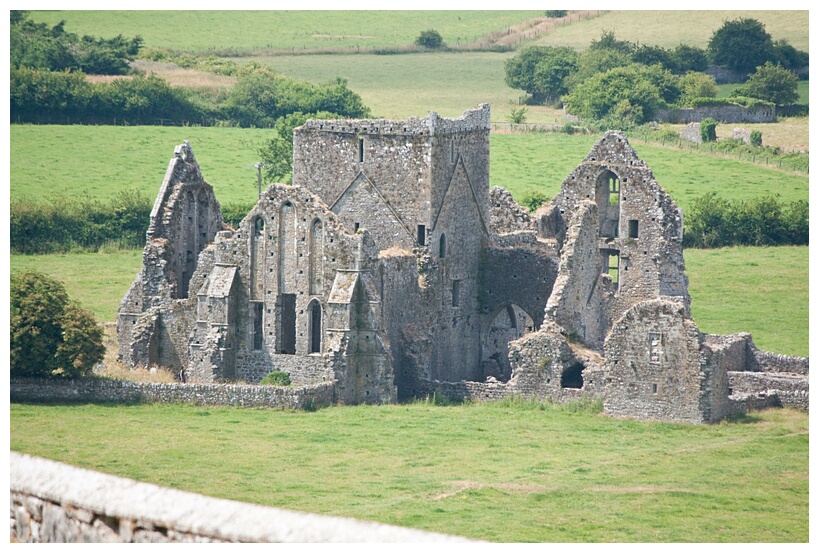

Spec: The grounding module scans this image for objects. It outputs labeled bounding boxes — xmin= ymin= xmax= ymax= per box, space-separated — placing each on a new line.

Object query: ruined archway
xmin=481 ymin=304 xmax=535 ymax=382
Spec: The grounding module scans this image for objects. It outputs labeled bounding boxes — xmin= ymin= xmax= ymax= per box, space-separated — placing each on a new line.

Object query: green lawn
xmin=248 ymin=52 xmax=522 ymax=120
xmin=10 ymin=250 xmax=143 ymax=323
xmin=12 ymin=126 xmax=808 ymax=213
xmin=9 ymin=400 xmax=808 ymax=542
xmin=25 ymin=10 xmax=543 ymax=53
xmin=685 ymin=246 xmax=808 ymax=357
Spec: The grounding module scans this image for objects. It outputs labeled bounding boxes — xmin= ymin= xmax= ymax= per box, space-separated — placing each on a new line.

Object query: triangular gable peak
xmin=432 ymin=155 xmax=488 ymax=236
xmin=581 ymin=131 xmax=648 ymax=168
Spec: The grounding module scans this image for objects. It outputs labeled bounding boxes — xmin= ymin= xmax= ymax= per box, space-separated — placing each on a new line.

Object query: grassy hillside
xmin=25 ymin=10 xmax=543 ymax=53
xmin=10 ymin=401 xmax=808 ymax=542
xmin=531 ymin=10 xmax=808 ymax=51
xmin=11 ymin=126 xmax=808 ymax=212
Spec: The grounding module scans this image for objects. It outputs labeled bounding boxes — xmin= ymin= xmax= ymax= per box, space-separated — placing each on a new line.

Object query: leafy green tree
xmin=707 ymin=18 xmax=773 ymax=73
xmin=632 ymin=45 xmax=679 ymax=74
xmin=415 ymin=29 xmax=444 ymax=49
xmin=589 ymin=30 xmax=634 ymax=55
xmin=671 ymin=44 xmax=709 ymax=73
xmin=739 ymin=62 xmax=799 ymax=105
xmin=505 ymin=46 xmax=577 ymax=104
xmin=562 ymin=48 xmax=632 ymax=91
xmin=563 ymin=65 xmax=664 ymax=124
xmin=10 ymin=271 xmax=103 ymax=378
xmin=678 ymin=72 xmax=718 ymax=105
xmin=258 ymin=111 xmax=342 ymax=184
xmin=770 ymin=39 xmax=809 ymax=72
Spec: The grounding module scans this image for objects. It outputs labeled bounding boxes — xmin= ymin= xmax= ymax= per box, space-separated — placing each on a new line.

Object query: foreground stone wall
xmin=10 ymin=453 xmax=471 ymax=543
xmin=9 ymin=378 xmax=334 ymax=410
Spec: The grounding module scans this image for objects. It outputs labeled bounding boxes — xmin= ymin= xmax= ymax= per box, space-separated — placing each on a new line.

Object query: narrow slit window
xmin=439 ymin=234 xmax=446 ymax=258
xmin=451 ymin=280 xmax=460 ymax=307
xmin=417 ymin=224 xmax=426 ymax=246
xmin=358 ymin=137 xmax=364 ymax=162
xmin=252 ymin=302 xmax=263 ymax=350
xmin=354 ymin=222 xmax=360 ymax=232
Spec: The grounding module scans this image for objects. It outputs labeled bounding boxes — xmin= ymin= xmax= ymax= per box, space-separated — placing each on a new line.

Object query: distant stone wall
xmin=10 ymin=453 xmax=471 ymax=543
xmin=9 ymin=378 xmax=335 ymax=410
xmin=655 ymin=105 xmax=775 ymax=124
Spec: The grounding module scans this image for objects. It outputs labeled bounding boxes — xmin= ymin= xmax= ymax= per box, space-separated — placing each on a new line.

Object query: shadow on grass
xmin=720 ymin=411 xmax=764 ymax=424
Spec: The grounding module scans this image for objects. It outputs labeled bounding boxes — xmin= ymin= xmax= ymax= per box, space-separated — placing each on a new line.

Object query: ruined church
xmin=118 ymin=104 xmax=808 ymax=422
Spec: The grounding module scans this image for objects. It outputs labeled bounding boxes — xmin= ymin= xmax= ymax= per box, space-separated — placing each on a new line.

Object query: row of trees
xmin=505 ymin=19 xmax=805 ymax=126
xmin=11 ymin=63 xmax=371 ymax=127
xmin=11 ymin=11 xmax=142 ymax=75
xmin=683 ymin=194 xmax=808 ymax=248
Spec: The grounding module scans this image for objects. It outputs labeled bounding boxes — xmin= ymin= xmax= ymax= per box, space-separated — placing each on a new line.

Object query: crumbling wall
xmin=603 ymin=299 xmax=720 ymax=423
xmin=488 ymin=187 xmax=536 ymax=234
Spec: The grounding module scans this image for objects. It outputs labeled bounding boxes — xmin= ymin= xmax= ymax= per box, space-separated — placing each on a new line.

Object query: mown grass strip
xmin=9 ymin=401 xmax=808 ymax=542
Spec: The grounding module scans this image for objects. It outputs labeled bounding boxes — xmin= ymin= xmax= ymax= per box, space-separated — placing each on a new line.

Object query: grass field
xmin=26 ymin=10 xmax=544 ymax=53
xmin=9 ymin=244 xmax=808 ymax=357
xmin=9 ymin=400 xmax=808 ymax=542
xmin=531 ymin=10 xmax=808 ymax=52
xmin=11 ymin=126 xmax=808 ymax=212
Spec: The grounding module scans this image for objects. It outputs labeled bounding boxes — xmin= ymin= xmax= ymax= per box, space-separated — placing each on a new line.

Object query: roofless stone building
xmin=118 ymin=105 xmax=808 ymax=422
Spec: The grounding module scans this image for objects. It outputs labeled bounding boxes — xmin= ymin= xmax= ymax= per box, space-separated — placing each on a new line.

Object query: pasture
xmin=11 ymin=126 xmax=808 ymax=211
xmin=9 ymin=400 xmax=808 ymax=542
xmin=530 ymin=10 xmax=809 ymax=52
xmin=25 ymin=10 xmax=544 ymax=53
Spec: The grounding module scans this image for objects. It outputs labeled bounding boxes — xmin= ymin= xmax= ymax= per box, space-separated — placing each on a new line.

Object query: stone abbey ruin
xmin=117 ymin=104 xmax=808 ymax=423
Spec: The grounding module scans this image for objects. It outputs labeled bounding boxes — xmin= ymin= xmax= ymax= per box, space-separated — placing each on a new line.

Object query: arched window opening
xmin=309 ymin=300 xmax=322 ymax=354
xmin=310 ymin=218 xmax=324 ymax=295
xmin=595 ymin=170 xmax=621 ymax=238
xmin=561 ymin=362 xmax=585 ymax=389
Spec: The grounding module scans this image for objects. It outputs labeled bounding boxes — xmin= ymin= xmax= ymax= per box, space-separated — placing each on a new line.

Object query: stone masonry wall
xmin=654 ymin=105 xmax=776 ymax=124
xmin=11 ymin=453 xmax=471 ymax=543
xmin=10 ymin=378 xmax=335 ymax=410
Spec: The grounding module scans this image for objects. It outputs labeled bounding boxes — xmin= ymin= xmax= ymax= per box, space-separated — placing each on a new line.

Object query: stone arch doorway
xmin=481 ymin=304 xmax=534 ymax=381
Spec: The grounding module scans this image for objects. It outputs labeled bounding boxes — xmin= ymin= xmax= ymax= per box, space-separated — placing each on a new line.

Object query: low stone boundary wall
xmin=10 ymin=453 xmax=471 ymax=543
xmin=10 ymin=378 xmax=335 ymax=410
xmin=749 ymin=349 xmax=809 ymax=375
xmin=728 ymin=371 xmax=809 ymax=412
xmin=655 ymin=105 xmax=775 ymax=124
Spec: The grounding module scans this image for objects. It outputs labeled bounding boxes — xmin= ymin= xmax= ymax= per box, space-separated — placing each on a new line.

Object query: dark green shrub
xmin=545 ymin=10 xmax=568 ymax=18
xmin=700 ymin=118 xmax=717 ymax=142
xmin=260 ymin=370 xmax=291 ymax=386
xmin=415 ymin=29 xmax=444 ymax=49
xmin=520 ymin=191 xmax=550 ymax=212
xmin=11 ymin=271 xmax=104 ymax=379
xmin=750 ymin=130 xmax=763 ymax=147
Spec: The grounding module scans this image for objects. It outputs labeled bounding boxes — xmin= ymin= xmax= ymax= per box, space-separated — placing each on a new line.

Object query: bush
xmin=700 ymin=118 xmax=717 ymax=142
xmin=415 ymin=29 xmax=444 ymax=49
xmin=739 ymin=62 xmax=799 ymax=106
xmin=504 ymin=46 xmax=578 ymax=104
xmin=260 ymin=370 xmax=291 ymax=386
xmin=520 ymin=191 xmax=550 ymax=212
xmin=545 ymin=10 xmax=568 ymax=18
xmin=11 ymin=271 xmax=104 ymax=379
xmin=10 ymin=190 xmax=152 ymax=254
xmin=683 ymin=193 xmax=808 ymax=248
xmin=563 ymin=64 xmax=664 ymax=124
xmin=750 ymin=130 xmax=762 ymax=147
xmin=506 ymin=105 xmax=528 ymax=124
